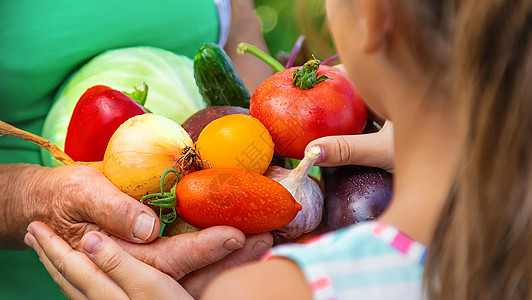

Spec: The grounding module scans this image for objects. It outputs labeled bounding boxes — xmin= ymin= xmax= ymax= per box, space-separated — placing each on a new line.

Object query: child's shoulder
xmin=263 ymin=221 xmax=428 ymax=300
xmin=268 ymin=221 xmax=426 ymax=263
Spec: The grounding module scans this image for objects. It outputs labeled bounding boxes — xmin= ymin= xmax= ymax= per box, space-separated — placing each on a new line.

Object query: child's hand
xmin=306 ymin=121 xmax=395 ymax=173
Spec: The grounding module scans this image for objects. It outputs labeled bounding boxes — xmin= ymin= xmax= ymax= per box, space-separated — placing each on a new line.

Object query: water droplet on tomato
xmin=309 ymin=108 xmax=323 ymax=117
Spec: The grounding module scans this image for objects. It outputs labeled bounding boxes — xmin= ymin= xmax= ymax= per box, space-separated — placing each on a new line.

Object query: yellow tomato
xmin=196 ymin=114 xmax=275 ymax=174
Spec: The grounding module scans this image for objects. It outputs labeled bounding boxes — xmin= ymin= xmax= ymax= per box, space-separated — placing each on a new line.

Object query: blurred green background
xmin=253 ymin=0 xmax=336 ymax=64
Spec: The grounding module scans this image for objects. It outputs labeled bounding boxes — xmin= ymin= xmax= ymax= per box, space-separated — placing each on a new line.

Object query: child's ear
xmin=359 ymin=0 xmax=392 ymax=54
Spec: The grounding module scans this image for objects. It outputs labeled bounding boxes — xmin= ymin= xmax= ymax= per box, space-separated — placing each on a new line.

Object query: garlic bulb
xmin=264 ymin=146 xmax=324 ymax=239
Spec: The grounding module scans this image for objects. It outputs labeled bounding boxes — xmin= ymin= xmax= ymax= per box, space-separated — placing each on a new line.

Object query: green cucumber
xmin=193 ymin=43 xmax=250 ymax=108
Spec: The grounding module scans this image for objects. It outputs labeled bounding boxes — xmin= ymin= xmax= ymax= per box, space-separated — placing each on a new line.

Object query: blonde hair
xmin=424 ymin=0 xmax=532 ymax=299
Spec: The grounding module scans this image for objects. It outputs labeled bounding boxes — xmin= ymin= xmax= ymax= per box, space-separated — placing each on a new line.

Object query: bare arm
xmin=0 ymin=163 xmax=161 ymax=250
xmin=202 ymin=258 xmax=312 ymax=300
xmin=225 ymin=0 xmax=275 ymax=93
xmin=0 ymin=164 xmax=39 ymax=249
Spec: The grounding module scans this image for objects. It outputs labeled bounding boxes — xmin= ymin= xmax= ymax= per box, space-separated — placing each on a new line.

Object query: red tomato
xmin=175 ymin=168 xmax=302 ymax=234
xmin=64 ymin=85 xmax=147 ymax=161
xmin=250 ymin=64 xmax=367 ymax=159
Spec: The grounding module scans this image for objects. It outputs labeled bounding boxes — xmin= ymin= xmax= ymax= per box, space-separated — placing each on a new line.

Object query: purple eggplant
xmin=322 ymin=165 xmax=393 ymax=231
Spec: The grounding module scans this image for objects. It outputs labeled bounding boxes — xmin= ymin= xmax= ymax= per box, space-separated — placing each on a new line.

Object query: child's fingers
xmin=306 ymin=121 xmax=395 ymax=172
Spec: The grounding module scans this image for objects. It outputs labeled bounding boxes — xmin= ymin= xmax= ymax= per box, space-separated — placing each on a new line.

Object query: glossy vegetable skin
xmin=95 ymin=113 xmax=200 ymax=201
xmin=195 ymin=114 xmax=274 ymax=175
xmin=42 ymin=46 xmax=205 ymax=167
xmin=322 ymin=165 xmax=393 ymax=230
xmin=193 ymin=43 xmax=250 ymax=107
xmin=64 ymin=85 xmax=147 ymax=161
xmin=250 ymin=63 xmax=367 ymax=159
xmin=175 ymin=168 xmax=302 ymax=234
xmin=265 ymin=147 xmax=324 ymax=239
xmin=181 ymin=106 xmax=249 ymax=142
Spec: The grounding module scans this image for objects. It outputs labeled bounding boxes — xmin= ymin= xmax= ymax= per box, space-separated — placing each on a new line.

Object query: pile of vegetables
xmin=142 ymin=167 xmax=302 ymax=233
xmin=42 ymin=46 xmax=205 ymax=167
xmin=1 ymin=40 xmax=393 ymax=239
xmin=64 ymin=84 xmax=148 ymax=162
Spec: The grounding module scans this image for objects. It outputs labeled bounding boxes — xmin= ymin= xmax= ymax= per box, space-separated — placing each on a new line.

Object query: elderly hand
xmin=0 ymin=164 xmax=160 ymax=249
xmin=110 ymin=228 xmax=273 ymax=298
xmin=25 ymin=221 xmax=273 ymax=299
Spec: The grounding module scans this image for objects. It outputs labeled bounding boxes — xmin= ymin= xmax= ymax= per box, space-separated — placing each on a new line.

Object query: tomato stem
xmin=140 ymin=168 xmax=180 ymax=224
xmin=292 ymin=55 xmax=331 ymax=90
xmin=237 ymin=42 xmax=285 ymax=73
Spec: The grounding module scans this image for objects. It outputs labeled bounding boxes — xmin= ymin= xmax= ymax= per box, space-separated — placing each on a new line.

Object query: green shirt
xmin=0 ymin=0 xmax=221 ymax=298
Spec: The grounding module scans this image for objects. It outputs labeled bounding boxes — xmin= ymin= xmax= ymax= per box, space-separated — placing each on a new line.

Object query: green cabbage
xmin=42 ymin=46 xmax=205 ymax=167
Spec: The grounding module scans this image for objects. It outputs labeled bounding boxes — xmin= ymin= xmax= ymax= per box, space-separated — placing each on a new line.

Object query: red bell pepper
xmin=64 ymin=84 xmax=148 ymax=162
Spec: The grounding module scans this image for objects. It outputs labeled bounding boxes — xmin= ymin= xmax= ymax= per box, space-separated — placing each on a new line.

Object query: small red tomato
xmin=250 ymin=59 xmax=367 ymax=159
xmin=175 ymin=168 xmax=302 ymax=234
xmin=64 ymin=85 xmax=147 ymax=161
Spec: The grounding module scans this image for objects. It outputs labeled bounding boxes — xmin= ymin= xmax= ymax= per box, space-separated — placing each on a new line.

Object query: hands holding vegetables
xmin=0 ymin=43 xmax=278 ymax=298
xmin=2 ymin=37 xmax=397 ymax=299
xmin=0 ymin=118 xmax=276 ymax=298
xmin=0 ymin=124 xmax=275 ymax=297
xmin=24 ymin=221 xmax=273 ymax=299
xmin=0 ymin=163 xmax=160 ymax=249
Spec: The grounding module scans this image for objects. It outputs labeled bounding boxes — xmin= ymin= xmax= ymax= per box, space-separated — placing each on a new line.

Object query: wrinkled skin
xmin=3 ymin=163 xmax=273 ymax=298
xmin=26 ymin=221 xmax=273 ymax=299
xmin=4 ymin=0 xmax=277 ymax=297
xmin=1 ymin=164 xmax=160 ymax=250
xmin=113 ymin=230 xmax=273 ymax=298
